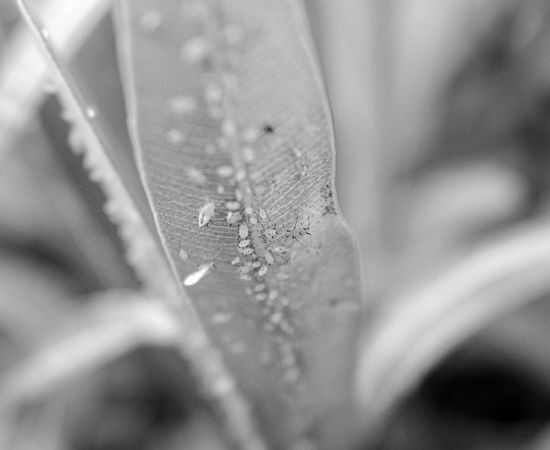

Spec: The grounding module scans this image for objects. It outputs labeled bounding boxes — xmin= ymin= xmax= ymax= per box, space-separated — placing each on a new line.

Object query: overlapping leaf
xmin=115 ymin=0 xmax=363 ymax=447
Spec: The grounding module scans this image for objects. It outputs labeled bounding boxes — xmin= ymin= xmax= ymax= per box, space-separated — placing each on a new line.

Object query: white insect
xmin=198 ymin=202 xmax=215 ymax=227
xmin=179 ymin=249 xmax=188 ymax=260
xmin=239 ymin=223 xmax=249 ymax=239
xmin=85 ymin=106 xmax=97 ymax=119
xmin=226 ymin=211 xmax=243 ymax=225
xmin=183 ymin=263 xmax=215 ymax=286
xmin=243 ymin=146 xmax=256 ymax=163
xmin=226 ymin=201 xmax=241 ymax=211
xmin=264 ymin=251 xmax=275 ymax=265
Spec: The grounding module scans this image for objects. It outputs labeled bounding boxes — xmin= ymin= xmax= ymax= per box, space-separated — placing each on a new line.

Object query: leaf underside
xmin=116 ymin=0 xmax=362 ymax=447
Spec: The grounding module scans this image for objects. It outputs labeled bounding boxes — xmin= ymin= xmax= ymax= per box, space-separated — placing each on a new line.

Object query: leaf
xmin=0 ymin=291 xmax=184 ymax=450
xmin=0 ymin=0 xmax=110 ymax=160
xmin=355 ymin=220 xmax=550 ymax=446
xmin=115 ymin=0 xmax=363 ymax=447
xmin=0 ymin=291 xmax=182 ymax=409
xmin=16 ymin=3 xmax=268 ymax=448
xmin=14 ymin=0 xmax=175 ymax=298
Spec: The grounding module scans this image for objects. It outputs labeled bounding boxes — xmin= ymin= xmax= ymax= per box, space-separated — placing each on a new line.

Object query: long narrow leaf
xmin=116 ymin=1 xmax=363 ymax=447
xmin=0 ymin=0 xmax=109 ymax=159
xmin=16 ymin=2 xmax=268 ymax=448
xmin=356 ymin=220 xmax=550 ymax=445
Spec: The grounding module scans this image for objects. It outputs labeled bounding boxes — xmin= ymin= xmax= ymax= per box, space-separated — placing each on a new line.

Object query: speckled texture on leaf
xmin=116 ymin=0 xmax=362 ymax=447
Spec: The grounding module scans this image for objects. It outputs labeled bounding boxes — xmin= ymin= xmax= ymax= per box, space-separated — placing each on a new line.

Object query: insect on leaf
xmin=16 ymin=2 xmax=266 ymax=448
xmin=115 ymin=0 xmax=363 ymax=447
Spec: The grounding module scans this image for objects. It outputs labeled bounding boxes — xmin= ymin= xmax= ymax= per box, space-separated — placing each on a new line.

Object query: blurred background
xmin=1 ymin=0 xmax=550 ymax=448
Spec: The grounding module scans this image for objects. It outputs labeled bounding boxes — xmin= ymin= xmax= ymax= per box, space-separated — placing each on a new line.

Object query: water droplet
xmin=183 ymin=262 xmax=215 ymax=286
xmin=250 ymin=216 xmax=258 ymax=225
xmin=198 ymin=202 xmax=215 ymax=227
xmin=277 ymin=273 xmax=289 ymax=281
xmin=239 ymin=223 xmax=249 ymax=239
xmin=169 ymin=95 xmax=197 ymax=115
xmin=179 ymin=249 xmax=189 ymax=260
xmin=85 ymin=106 xmax=97 ymax=119
xmin=254 ymin=283 xmax=266 ymax=293
xmin=187 ymin=167 xmax=207 ymax=185
xmin=269 ymin=290 xmax=279 ymax=301
xmin=216 ymin=165 xmax=234 ymax=178
xmin=140 ymin=9 xmax=163 ymax=32
xmin=240 ymin=248 xmax=254 ymax=255
xmin=259 ymin=209 xmax=267 ymax=220
xmin=40 ymin=28 xmax=50 ymax=39
xmin=166 ymin=128 xmax=186 ymax=144
xmin=258 ymin=265 xmax=268 ymax=277
xmin=231 ymin=257 xmax=241 ymax=265
xmin=181 ymin=37 xmax=211 ymax=63
xmin=244 ymin=207 xmax=253 ymax=215
xmin=225 ymin=201 xmax=241 ymax=211
xmin=234 ymin=189 xmax=243 ymax=201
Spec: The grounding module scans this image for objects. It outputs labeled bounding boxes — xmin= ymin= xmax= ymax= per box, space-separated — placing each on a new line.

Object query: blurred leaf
xmin=15 ymin=0 xmax=177 ymax=298
xmin=115 ymin=0 xmax=362 ymax=447
xmin=356 ymin=220 xmax=550 ymax=446
xmin=0 ymin=291 xmax=182 ymax=410
xmin=16 ymin=2 xmax=269 ymax=448
xmin=0 ymin=0 xmax=109 ymax=160
xmin=0 ymin=291 xmax=190 ymax=450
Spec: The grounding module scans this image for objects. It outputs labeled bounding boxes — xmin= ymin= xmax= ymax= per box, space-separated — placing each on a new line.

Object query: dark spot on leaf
xmin=263 ymin=124 xmax=274 ymax=134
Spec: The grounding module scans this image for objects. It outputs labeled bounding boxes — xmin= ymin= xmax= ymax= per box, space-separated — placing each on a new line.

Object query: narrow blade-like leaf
xmin=356 ymin=221 xmax=550 ymax=445
xmin=116 ymin=1 xmax=363 ymax=447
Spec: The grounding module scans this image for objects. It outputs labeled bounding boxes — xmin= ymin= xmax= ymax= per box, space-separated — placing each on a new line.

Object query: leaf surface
xmin=116 ymin=0 xmax=363 ymax=447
